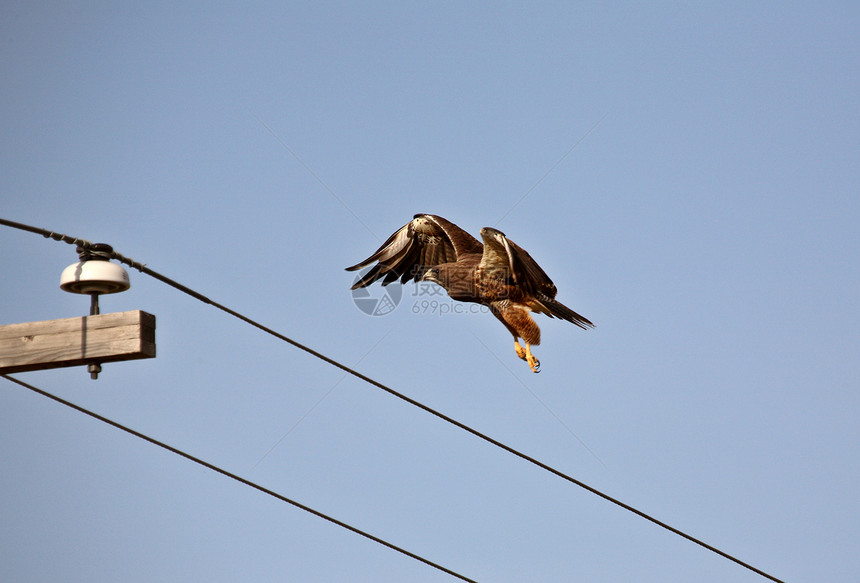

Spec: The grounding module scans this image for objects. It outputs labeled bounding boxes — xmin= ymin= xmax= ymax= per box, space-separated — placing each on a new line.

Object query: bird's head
xmin=421 ymin=267 xmax=442 ymax=285
xmin=480 ymin=227 xmax=506 ymax=239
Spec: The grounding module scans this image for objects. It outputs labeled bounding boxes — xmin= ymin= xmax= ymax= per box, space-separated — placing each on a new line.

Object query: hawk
xmin=346 ymin=214 xmax=593 ymax=372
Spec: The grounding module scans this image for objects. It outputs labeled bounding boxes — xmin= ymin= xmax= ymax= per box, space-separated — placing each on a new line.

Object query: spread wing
xmin=479 ymin=227 xmax=556 ymax=296
xmin=346 ymin=214 xmax=483 ymax=289
xmin=479 ymin=227 xmax=594 ymax=329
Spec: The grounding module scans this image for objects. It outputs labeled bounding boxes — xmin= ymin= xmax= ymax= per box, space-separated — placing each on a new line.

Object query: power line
xmin=0 ymin=373 xmax=479 ymax=583
xmin=0 ymin=217 xmax=785 ymax=583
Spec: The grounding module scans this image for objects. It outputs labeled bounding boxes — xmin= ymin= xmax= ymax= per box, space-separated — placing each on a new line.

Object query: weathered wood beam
xmin=0 ymin=310 xmax=155 ymax=374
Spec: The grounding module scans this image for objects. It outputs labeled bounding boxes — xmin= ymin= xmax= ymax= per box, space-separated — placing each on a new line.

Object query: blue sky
xmin=2 ymin=2 xmax=858 ymax=581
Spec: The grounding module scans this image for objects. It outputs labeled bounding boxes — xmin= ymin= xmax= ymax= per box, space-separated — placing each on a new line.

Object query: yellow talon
xmin=514 ymin=340 xmax=540 ymax=372
xmin=514 ymin=340 xmax=527 ymax=360
xmin=525 ymin=343 xmax=540 ymax=373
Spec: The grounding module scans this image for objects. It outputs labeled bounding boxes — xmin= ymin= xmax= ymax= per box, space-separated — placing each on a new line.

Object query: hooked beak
xmin=421 ymin=269 xmax=440 ymax=284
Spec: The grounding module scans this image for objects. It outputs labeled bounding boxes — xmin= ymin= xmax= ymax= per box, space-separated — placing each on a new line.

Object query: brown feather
xmin=346 ymin=214 xmax=481 ymax=289
xmin=347 ymin=215 xmax=593 ymax=369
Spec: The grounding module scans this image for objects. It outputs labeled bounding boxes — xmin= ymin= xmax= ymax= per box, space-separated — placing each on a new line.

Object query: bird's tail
xmin=535 ymin=294 xmax=594 ymax=330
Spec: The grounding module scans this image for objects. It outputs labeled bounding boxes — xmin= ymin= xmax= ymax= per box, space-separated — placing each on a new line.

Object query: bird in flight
xmin=346 ymin=214 xmax=593 ymax=372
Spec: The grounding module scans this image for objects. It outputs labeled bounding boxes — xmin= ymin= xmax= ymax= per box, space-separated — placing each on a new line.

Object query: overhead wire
xmin=0 ymin=373 xmax=479 ymax=583
xmin=0 ymin=217 xmax=785 ymax=583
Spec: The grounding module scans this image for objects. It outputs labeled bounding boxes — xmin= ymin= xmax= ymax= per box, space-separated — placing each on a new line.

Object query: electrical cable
xmin=0 ymin=218 xmax=785 ymax=583
xmin=0 ymin=373 xmax=479 ymax=583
